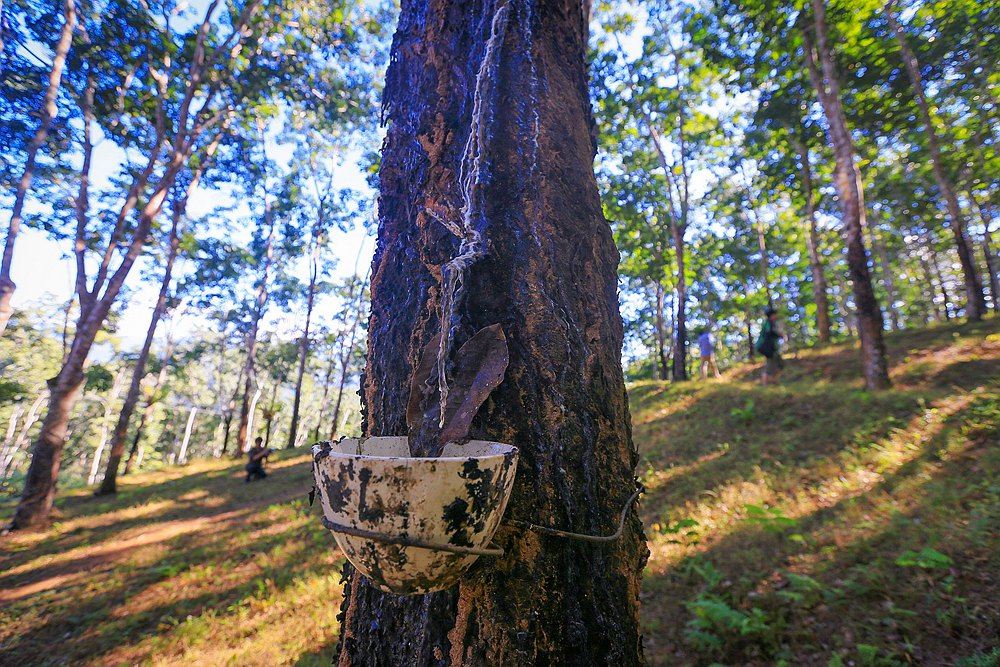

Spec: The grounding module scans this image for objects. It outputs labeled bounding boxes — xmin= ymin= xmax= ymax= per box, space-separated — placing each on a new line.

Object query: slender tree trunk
xmin=916 ymin=251 xmax=945 ymax=323
xmin=288 ymin=241 xmax=319 ymax=448
xmin=0 ymin=0 xmax=76 ymax=336
xmin=328 ymin=274 xmax=367 ymax=440
xmin=87 ymin=370 xmax=126 ymax=485
xmin=0 ymin=391 xmax=48 ymax=480
xmin=755 ymin=219 xmax=772 ymax=308
xmin=888 ymin=6 xmax=987 ymax=320
xmin=122 ymin=407 xmax=150 ymax=475
xmin=925 ymin=231 xmax=953 ymax=320
xmin=328 ymin=361 xmax=350 ymax=441
xmin=795 ymin=139 xmax=831 ymax=342
xmin=802 ymin=0 xmax=890 ymax=389
xmin=867 ymin=222 xmax=901 ymax=331
xmin=654 ymin=281 xmax=668 ymax=380
xmin=744 ymin=305 xmax=755 ymax=360
xmin=177 ymin=407 xmax=197 ymax=464
xmin=220 ymin=364 xmax=244 ymax=455
xmin=336 ymin=2 xmax=647 ymax=664
xmin=969 ymin=192 xmax=999 ymax=312
xmin=312 ymin=351 xmax=337 ymax=443
xmin=0 ymin=404 xmax=24 ymax=477
xmin=97 ymin=189 xmax=184 ymax=495
xmin=235 ymin=144 xmax=276 ymax=455
xmin=671 ymin=226 xmax=688 ymax=381
xmin=241 ymin=387 xmax=262 ymax=452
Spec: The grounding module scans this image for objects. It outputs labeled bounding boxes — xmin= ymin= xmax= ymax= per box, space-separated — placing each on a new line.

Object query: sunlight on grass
xmin=1 ymin=321 xmax=997 ymax=666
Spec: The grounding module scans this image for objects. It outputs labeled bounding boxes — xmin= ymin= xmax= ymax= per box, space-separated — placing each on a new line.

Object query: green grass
xmin=0 ymin=319 xmax=998 ymax=665
xmin=636 ymin=318 xmax=999 ymax=665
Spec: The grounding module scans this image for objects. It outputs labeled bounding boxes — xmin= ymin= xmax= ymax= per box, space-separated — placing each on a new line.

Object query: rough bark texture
xmin=335 ymin=1 xmax=647 ymax=664
xmin=802 ymin=0 xmax=890 ymax=390
xmin=0 ymin=0 xmax=76 ymax=336
xmin=795 ymin=139 xmax=831 ymax=342
xmin=888 ymin=6 xmax=987 ymax=320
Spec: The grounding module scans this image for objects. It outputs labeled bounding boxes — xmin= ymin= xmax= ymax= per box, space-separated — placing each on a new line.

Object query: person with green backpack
xmin=756 ymin=307 xmax=784 ymax=385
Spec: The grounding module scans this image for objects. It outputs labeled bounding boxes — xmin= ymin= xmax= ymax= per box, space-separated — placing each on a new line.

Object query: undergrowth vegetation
xmin=0 ymin=319 xmax=997 ymax=665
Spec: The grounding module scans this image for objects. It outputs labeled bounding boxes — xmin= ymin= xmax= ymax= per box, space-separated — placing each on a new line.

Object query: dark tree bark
xmin=887 ymin=5 xmax=987 ymax=320
xmin=802 ymin=0 xmax=891 ymax=389
xmin=335 ymin=1 xmax=647 ymax=664
xmin=794 ymin=138 xmax=831 ymax=342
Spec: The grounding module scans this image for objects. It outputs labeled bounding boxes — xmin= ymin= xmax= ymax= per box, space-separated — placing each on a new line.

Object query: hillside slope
xmin=1 ymin=320 xmax=998 ymax=666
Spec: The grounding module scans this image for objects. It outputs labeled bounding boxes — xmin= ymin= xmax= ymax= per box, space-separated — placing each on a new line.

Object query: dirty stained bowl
xmin=312 ymin=437 xmax=519 ymax=595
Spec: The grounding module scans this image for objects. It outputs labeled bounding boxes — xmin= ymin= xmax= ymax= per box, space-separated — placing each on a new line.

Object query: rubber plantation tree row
xmin=0 ymin=0 xmax=388 ymax=528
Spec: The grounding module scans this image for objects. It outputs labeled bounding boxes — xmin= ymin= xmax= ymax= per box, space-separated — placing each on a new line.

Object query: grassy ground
xmin=1 ymin=320 xmax=998 ymax=666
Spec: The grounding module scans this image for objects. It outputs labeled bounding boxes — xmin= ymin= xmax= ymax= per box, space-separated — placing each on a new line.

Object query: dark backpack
xmin=755 ymin=326 xmax=776 ymax=358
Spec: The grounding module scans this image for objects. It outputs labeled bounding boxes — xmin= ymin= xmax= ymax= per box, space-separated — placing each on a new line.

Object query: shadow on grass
xmin=640 ymin=391 xmax=999 ymax=666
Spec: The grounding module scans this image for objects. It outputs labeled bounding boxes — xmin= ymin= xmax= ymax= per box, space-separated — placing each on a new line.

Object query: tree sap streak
xmin=0 ymin=0 xmax=76 ymax=335
xmin=802 ymin=0 xmax=890 ymax=389
xmin=337 ymin=1 xmax=647 ymax=664
xmin=888 ymin=5 xmax=987 ymax=320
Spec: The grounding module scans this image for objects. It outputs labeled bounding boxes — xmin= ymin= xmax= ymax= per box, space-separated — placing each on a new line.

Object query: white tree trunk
xmin=243 ymin=388 xmax=262 ymax=453
xmin=177 ymin=407 xmax=198 ymax=464
xmin=88 ymin=371 xmax=127 ymax=485
xmin=1 ymin=391 xmax=48 ymax=479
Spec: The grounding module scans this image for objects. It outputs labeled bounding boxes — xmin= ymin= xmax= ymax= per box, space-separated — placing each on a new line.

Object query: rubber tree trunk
xmin=0 ymin=0 xmax=76 ymax=336
xmin=970 ymin=192 xmax=999 ymax=312
xmin=87 ymin=370 xmax=126 ymax=485
xmin=177 ymin=407 xmax=197 ymax=463
xmin=312 ymin=352 xmax=336 ymax=443
xmin=888 ymin=6 xmax=987 ymax=320
xmin=916 ymin=251 xmax=945 ymax=323
xmin=335 ymin=1 xmax=647 ymax=664
xmin=867 ymin=222 xmax=901 ymax=331
xmin=924 ymin=230 xmax=953 ymax=321
xmin=654 ymin=281 xmax=668 ymax=380
xmin=328 ymin=275 xmax=367 ymax=440
xmin=671 ymin=225 xmax=688 ymax=382
xmin=288 ymin=240 xmax=319 ymax=448
xmin=97 ymin=193 xmax=182 ymax=495
xmin=795 ymin=139 xmax=831 ymax=342
xmin=235 ymin=207 xmax=275 ymax=454
xmin=802 ymin=0 xmax=891 ymax=389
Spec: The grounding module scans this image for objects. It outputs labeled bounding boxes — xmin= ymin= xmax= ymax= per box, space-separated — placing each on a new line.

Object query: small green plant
xmin=743 ymin=504 xmax=797 ymax=531
xmin=730 ymin=399 xmax=755 ymax=423
xmin=684 ymin=595 xmax=771 ymax=654
xmin=894 ymin=548 xmax=953 ymax=569
xmin=956 ymin=648 xmax=1000 ymax=667
xmin=654 ymin=514 xmax=700 ymax=544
